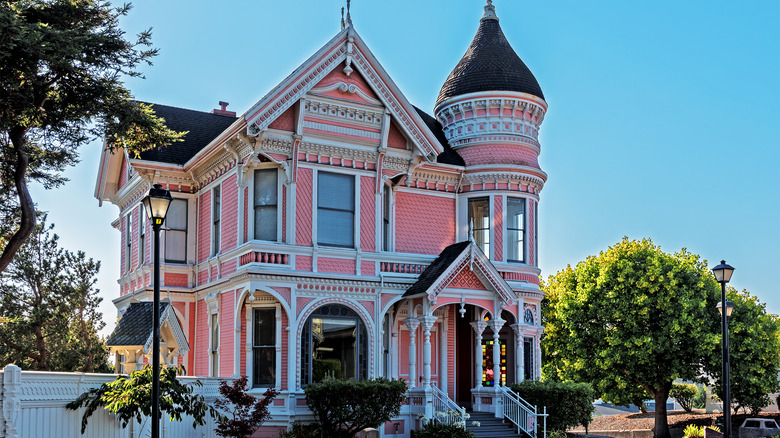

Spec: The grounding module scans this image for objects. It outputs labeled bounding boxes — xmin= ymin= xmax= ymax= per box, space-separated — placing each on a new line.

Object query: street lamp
xmin=142 ymin=184 xmax=172 ymax=438
xmin=712 ymin=260 xmax=734 ymax=438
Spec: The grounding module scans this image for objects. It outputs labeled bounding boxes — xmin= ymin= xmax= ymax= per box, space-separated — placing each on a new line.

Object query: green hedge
xmin=305 ymin=378 xmax=407 ymax=438
xmin=510 ymin=380 xmax=595 ymax=432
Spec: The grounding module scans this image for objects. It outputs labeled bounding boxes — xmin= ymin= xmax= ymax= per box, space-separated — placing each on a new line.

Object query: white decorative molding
xmin=309 ymin=82 xmax=383 ymax=106
xmin=302 ymin=120 xmax=382 ymax=141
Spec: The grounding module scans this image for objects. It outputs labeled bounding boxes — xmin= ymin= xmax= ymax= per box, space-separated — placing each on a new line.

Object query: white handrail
xmin=499 ymin=386 xmax=547 ymax=438
xmin=431 ymin=386 xmax=468 ymax=427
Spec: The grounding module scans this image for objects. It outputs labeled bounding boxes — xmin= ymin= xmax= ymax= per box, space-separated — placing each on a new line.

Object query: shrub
xmin=683 ymin=424 xmax=703 ymax=438
xmin=692 ymin=385 xmax=707 ymax=409
xmin=277 ymin=422 xmax=323 ymax=438
xmin=214 ymin=376 xmax=279 ymax=438
xmin=671 ymin=383 xmax=698 ymax=413
xmin=411 ymin=422 xmax=475 ymax=438
xmin=304 ymin=377 xmax=407 ymax=438
xmin=510 ymin=380 xmax=595 ymax=433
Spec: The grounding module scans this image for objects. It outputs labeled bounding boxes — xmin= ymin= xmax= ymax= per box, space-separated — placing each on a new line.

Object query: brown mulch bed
xmin=571 ymin=411 xmax=780 ymax=432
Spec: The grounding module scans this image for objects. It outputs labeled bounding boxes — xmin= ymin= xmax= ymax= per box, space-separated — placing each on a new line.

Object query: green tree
xmin=0 ymin=216 xmax=109 ymax=371
xmin=67 ymin=365 xmax=222 ymax=434
xmin=542 ymin=238 xmax=720 ymax=438
xmin=710 ymin=288 xmax=780 ymax=415
xmin=0 ymin=0 xmax=184 ymax=273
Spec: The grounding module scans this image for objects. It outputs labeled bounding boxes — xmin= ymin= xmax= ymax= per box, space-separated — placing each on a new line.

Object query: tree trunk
xmin=0 ymin=127 xmax=37 ymax=274
xmin=35 ymin=325 xmax=48 ymax=371
xmin=653 ymin=387 xmax=671 ymax=438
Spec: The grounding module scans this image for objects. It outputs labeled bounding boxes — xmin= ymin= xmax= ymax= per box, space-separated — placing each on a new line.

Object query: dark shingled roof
xmin=106 ymin=302 xmax=169 ymax=346
xmin=413 ymin=106 xmax=465 ymax=167
xmin=436 ymin=14 xmax=544 ymax=106
xmin=404 ymin=241 xmax=471 ymax=297
xmin=138 ymin=103 xmax=237 ymax=165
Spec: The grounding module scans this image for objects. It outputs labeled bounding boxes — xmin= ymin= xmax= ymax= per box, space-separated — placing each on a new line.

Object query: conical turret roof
xmin=436 ymin=2 xmax=544 ymax=107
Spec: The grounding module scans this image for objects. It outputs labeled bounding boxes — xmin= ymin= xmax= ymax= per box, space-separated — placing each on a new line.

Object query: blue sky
xmin=30 ymin=0 xmax=780 ymax=335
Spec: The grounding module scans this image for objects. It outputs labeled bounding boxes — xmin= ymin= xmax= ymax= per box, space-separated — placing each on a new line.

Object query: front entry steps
xmin=466 ymin=411 xmax=525 ymax=438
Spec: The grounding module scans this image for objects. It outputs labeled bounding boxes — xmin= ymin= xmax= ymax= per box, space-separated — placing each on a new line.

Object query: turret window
xmin=468 ymin=197 xmax=490 ymax=255
xmin=507 ymin=197 xmax=526 ymax=263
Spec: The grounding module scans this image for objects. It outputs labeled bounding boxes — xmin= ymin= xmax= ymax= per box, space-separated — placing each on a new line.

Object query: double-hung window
xmin=212 ymin=186 xmax=221 ymax=256
xmin=125 ymin=214 xmax=132 ymax=272
xmin=317 ymin=172 xmax=354 ymax=247
xmin=210 ymin=313 xmax=219 ymax=377
xmin=507 ymin=197 xmax=526 ymax=263
xmin=468 ymin=197 xmax=490 ymax=255
xmin=382 ymin=185 xmax=391 ymax=251
xmin=254 ymin=169 xmax=278 ymax=241
xmin=164 ymin=199 xmax=187 ymax=263
xmin=252 ymin=308 xmax=276 ymax=387
xmin=139 ymin=205 xmax=145 ymax=265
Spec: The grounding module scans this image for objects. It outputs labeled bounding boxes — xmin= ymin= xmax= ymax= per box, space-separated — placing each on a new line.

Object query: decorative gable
xmin=244 ymin=27 xmax=442 ymax=160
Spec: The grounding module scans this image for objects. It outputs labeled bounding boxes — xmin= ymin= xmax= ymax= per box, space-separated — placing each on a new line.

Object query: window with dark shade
xmin=253 ymin=308 xmax=276 ymax=387
xmin=254 ymin=169 xmax=278 ymax=241
xmin=164 ymin=199 xmax=187 ymax=263
xmin=301 ymin=304 xmax=367 ymax=385
xmin=317 ymin=172 xmax=354 ymax=247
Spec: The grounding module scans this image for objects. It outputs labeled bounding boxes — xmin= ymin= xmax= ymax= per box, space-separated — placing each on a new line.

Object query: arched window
xmin=301 ymin=304 xmax=368 ymax=385
xmin=524 ymin=308 xmax=534 ymax=324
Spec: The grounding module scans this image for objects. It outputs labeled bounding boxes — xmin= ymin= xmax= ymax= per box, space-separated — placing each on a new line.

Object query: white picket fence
xmin=0 ymin=364 xmax=226 ymax=438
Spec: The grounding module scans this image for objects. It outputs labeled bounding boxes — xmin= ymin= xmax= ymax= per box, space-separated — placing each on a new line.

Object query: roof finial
xmin=482 ymin=0 xmax=498 ymax=21
xmin=346 ymin=0 xmax=353 ymax=28
xmin=341 ymin=7 xmax=345 ymax=30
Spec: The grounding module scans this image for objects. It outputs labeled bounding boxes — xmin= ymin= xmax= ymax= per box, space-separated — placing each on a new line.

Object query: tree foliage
xmin=304 ymin=377 xmax=407 ymax=438
xmin=711 ymin=288 xmax=780 ymax=415
xmin=0 ymin=215 xmax=108 ymax=371
xmin=214 ymin=376 xmax=278 ymax=438
xmin=0 ymin=0 xmax=185 ymax=273
xmin=66 ymin=364 xmax=222 ymax=434
xmin=542 ymin=238 xmax=721 ymax=438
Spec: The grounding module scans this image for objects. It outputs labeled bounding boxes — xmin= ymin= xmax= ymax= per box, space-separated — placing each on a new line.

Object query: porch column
xmin=535 ymin=327 xmax=544 ymax=380
xmin=488 ymin=318 xmax=505 ymax=387
xmin=510 ymin=323 xmax=524 ymax=383
xmin=440 ymin=314 xmax=448 ymax=393
xmin=470 ymin=321 xmax=488 ymax=388
xmin=419 ymin=316 xmax=437 ymax=389
xmin=403 ymin=318 xmax=420 ymax=388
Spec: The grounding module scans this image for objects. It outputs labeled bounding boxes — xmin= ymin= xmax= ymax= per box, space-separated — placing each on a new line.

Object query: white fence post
xmin=2 ymin=365 xmax=21 ymax=438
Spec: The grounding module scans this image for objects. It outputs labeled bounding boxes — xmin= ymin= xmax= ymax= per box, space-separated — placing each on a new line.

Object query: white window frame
xmin=382 ymin=183 xmax=394 ymax=252
xmin=164 ymin=198 xmax=188 ymax=264
xmin=139 ymin=205 xmax=145 ymax=266
xmin=313 ymin=168 xmax=359 ymax=249
xmin=208 ymin=311 xmax=219 ymax=377
xmin=467 ymin=196 xmax=491 ymax=258
xmin=251 ymin=167 xmax=281 ymax=242
xmin=245 ymin=302 xmax=282 ymax=390
xmin=125 ymin=213 xmax=133 ymax=272
xmin=211 ymin=184 xmax=221 ymax=257
xmin=505 ymin=196 xmax=527 ymax=264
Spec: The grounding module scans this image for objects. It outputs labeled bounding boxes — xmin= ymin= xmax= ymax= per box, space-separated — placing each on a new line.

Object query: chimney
xmin=211 ymin=101 xmax=236 ymax=117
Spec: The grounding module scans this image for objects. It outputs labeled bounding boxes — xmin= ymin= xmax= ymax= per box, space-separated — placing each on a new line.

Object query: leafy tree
xmin=305 ymin=377 xmax=407 ymax=438
xmin=670 ymin=383 xmax=697 ymax=413
xmin=0 ymin=0 xmax=184 ymax=273
xmin=0 ymin=215 xmax=109 ymax=371
xmin=542 ymin=238 xmax=720 ymax=438
xmin=710 ymin=288 xmax=780 ymax=415
xmin=214 ymin=376 xmax=278 ymax=438
xmin=66 ymin=364 xmax=222 ymax=434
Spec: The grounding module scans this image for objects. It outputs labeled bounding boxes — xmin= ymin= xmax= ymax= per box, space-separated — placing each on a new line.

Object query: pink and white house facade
xmin=96 ymin=2 xmax=548 ymax=435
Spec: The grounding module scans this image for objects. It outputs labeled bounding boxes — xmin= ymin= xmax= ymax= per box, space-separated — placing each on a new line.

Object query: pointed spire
xmin=482 ymin=0 xmax=498 ymax=21
xmin=341 ymin=7 xmax=345 ymax=30
xmin=346 ymin=0 xmax=353 ymax=28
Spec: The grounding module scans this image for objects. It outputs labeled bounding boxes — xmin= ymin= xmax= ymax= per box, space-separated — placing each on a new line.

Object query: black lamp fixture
xmin=712 ymin=259 xmax=734 ymax=438
xmin=142 ymin=183 xmax=172 ymax=438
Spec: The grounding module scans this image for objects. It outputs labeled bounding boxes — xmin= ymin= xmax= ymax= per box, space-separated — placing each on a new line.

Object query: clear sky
xmin=29 ymin=0 xmax=780 ymax=336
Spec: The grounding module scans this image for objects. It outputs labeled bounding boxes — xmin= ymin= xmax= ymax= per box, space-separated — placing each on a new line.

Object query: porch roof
xmin=403 ymin=241 xmax=470 ymax=297
xmin=106 ymin=301 xmax=190 ymax=352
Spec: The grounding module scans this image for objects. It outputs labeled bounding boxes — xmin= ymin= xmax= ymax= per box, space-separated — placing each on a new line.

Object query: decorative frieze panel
xmin=303 ymin=98 xmax=384 ymax=128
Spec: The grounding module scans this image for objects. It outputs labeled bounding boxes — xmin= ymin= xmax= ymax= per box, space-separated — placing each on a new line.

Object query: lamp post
xmin=712 ymin=260 xmax=734 ymax=438
xmin=142 ymin=184 xmax=172 ymax=438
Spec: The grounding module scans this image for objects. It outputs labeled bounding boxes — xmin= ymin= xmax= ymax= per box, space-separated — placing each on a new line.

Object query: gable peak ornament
xmin=482 ymin=0 xmax=498 ymax=21
xmin=341 ymin=0 xmax=353 ymax=30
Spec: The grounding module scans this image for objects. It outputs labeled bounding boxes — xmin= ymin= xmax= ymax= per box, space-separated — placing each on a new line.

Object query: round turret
xmin=434 ymin=1 xmax=547 ymax=169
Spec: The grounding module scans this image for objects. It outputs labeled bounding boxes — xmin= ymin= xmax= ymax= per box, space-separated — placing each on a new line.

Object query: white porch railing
xmin=430 ymin=386 xmax=466 ymax=426
xmin=499 ymin=386 xmax=547 ymax=438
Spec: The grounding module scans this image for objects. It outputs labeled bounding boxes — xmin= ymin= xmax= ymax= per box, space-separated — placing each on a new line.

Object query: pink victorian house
xmin=96 ymin=2 xmax=548 ymax=436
